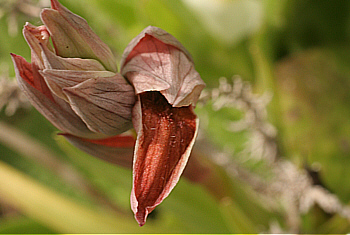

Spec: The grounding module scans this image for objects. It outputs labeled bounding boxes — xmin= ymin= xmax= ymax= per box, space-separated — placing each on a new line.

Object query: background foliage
xmin=0 ymin=0 xmax=350 ymax=233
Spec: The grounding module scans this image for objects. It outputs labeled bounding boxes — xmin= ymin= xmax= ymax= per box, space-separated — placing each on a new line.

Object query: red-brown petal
xmin=121 ymin=26 xmax=193 ymax=66
xmin=41 ymin=0 xmax=117 ymax=72
xmin=11 ymin=53 xmax=54 ymax=101
xmin=23 ymin=23 xmax=51 ymax=69
xmin=61 ymin=133 xmax=135 ymax=167
xmin=131 ymin=91 xmax=198 ymax=226
xmin=63 ymin=74 xmax=135 ymax=136
xmin=120 ymin=28 xmax=205 ymax=107
xmin=40 ymin=69 xmax=116 ymax=101
xmin=11 ymin=53 xmax=96 ymax=138
xmin=40 ymin=42 xmax=106 ymax=71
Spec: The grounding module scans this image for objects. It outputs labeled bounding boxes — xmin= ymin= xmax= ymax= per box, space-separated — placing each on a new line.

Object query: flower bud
xmin=12 ymin=0 xmax=134 ymax=142
xmin=41 ymin=0 xmax=117 ymax=72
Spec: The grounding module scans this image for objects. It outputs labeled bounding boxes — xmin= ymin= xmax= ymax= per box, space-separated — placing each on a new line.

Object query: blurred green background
xmin=0 ymin=0 xmax=350 ymax=233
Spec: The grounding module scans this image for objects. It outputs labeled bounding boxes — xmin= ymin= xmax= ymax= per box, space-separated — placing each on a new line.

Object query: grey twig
xmin=199 ymin=76 xmax=350 ymax=233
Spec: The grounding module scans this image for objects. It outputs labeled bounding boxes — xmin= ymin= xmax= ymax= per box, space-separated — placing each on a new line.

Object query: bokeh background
xmin=1 ymin=0 xmax=350 ymax=233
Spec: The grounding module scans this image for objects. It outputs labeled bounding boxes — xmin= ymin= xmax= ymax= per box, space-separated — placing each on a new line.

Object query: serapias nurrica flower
xmin=11 ymin=0 xmax=205 ymax=226
xmin=11 ymin=0 xmax=136 ymax=165
xmin=121 ymin=26 xmax=205 ymax=226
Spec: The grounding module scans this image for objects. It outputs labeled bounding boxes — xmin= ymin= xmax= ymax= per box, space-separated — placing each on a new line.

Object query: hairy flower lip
xmin=130 ymin=91 xmax=199 ymax=226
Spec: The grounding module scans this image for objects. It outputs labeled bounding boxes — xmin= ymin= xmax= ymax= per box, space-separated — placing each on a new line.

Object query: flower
xmin=121 ymin=26 xmax=205 ymax=226
xmin=11 ymin=0 xmax=136 ymax=165
xmin=11 ymin=0 xmax=205 ymax=226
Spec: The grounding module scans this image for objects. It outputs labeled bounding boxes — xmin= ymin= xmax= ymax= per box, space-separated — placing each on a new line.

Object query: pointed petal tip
xmin=23 ymin=22 xmax=32 ymax=30
xmin=10 ymin=53 xmax=34 ymax=87
xmin=138 ymin=221 xmax=145 ymax=227
xmin=10 ymin=53 xmax=23 ymax=76
xmin=50 ymin=0 xmax=61 ymax=10
xmin=10 ymin=52 xmax=21 ymax=59
xmin=131 ymin=190 xmax=148 ymax=226
xmin=135 ymin=209 xmax=147 ymax=227
xmin=9 ymin=52 xmax=16 ymax=59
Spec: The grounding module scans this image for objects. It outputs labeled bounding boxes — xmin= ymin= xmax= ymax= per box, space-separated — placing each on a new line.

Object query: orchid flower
xmin=120 ymin=26 xmax=205 ymax=225
xmin=11 ymin=0 xmax=205 ymax=226
xmin=11 ymin=0 xmax=136 ymax=165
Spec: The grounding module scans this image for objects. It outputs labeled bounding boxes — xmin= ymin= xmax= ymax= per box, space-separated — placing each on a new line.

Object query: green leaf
xmin=55 ymin=135 xmax=132 ymax=211
xmin=219 ymin=197 xmax=257 ymax=233
xmin=0 ymin=160 xmax=157 ymax=233
xmin=161 ymin=179 xmax=232 ymax=233
xmin=0 ymin=216 xmax=55 ymax=234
